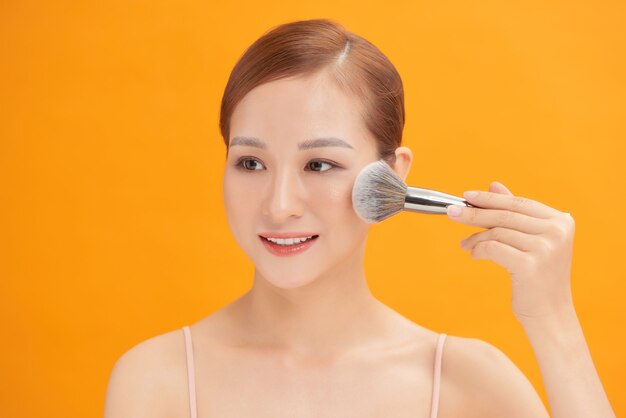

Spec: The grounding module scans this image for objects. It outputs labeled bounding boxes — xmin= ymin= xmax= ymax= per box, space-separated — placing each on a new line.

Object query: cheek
xmin=309 ymin=177 xmax=365 ymax=231
xmin=223 ymin=172 xmax=258 ymax=236
xmin=308 ymin=177 xmax=351 ymax=211
xmin=328 ymin=182 xmax=352 ymax=210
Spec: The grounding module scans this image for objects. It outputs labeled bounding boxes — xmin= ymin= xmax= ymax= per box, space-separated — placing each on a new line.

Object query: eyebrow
xmin=229 ymin=136 xmax=354 ymax=150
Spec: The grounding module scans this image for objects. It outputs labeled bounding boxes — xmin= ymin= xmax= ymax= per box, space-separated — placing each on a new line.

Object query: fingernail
xmin=464 ymin=191 xmax=479 ymax=199
xmin=447 ymin=205 xmax=463 ymax=217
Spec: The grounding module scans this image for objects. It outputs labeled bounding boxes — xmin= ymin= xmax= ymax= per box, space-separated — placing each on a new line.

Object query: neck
xmin=233 ymin=243 xmax=390 ymax=357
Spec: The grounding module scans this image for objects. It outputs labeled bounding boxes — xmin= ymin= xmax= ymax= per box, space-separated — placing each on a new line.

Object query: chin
xmin=256 ymin=266 xmax=321 ymax=289
xmin=268 ymin=277 xmax=317 ymax=290
xmin=243 ymin=235 xmax=365 ymax=289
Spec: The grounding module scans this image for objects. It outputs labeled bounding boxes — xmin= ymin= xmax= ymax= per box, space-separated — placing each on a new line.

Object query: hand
xmin=446 ymin=181 xmax=576 ymax=323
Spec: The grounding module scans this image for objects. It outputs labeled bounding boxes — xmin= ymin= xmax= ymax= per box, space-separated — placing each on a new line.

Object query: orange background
xmin=1 ymin=1 xmax=624 ymax=416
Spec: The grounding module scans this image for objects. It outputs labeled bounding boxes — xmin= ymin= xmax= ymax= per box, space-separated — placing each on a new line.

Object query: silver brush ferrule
xmin=404 ymin=186 xmax=476 ymax=214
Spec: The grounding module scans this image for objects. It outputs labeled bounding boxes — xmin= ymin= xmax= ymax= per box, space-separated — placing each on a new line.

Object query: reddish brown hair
xmin=219 ymin=18 xmax=405 ymax=165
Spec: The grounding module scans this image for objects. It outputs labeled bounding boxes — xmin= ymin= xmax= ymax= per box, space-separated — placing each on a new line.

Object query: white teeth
xmin=265 ymin=235 xmax=315 ymax=246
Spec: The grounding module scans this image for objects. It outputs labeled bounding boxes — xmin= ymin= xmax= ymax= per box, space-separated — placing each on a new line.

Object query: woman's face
xmin=223 ymin=71 xmax=380 ymax=289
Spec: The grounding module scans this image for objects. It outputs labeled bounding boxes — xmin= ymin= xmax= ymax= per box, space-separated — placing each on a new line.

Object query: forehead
xmin=230 ymin=72 xmax=373 ymax=149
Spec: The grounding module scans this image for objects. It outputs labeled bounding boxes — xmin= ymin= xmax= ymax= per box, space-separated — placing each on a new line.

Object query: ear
xmin=391 ymin=146 xmax=413 ymax=182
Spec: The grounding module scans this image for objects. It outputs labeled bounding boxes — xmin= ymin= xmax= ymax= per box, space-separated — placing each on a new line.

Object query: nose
xmin=261 ymin=168 xmax=305 ymax=223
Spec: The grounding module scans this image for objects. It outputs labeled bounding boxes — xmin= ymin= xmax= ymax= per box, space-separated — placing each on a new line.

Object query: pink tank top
xmin=182 ymin=326 xmax=446 ymax=418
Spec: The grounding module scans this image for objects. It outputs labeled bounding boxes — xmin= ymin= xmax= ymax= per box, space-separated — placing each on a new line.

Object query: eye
xmin=235 ymin=157 xmax=265 ymax=171
xmin=306 ymin=160 xmax=336 ymax=172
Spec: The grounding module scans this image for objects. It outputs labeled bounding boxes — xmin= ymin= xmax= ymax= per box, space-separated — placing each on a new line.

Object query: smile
xmin=259 ymin=234 xmax=319 ymax=256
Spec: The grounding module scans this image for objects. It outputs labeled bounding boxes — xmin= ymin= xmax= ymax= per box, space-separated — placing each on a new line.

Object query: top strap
xmin=430 ymin=333 xmax=447 ymax=418
xmin=182 ymin=326 xmax=198 ymax=418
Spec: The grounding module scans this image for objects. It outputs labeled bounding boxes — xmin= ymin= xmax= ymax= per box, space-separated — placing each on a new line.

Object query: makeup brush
xmin=352 ymin=159 xmax=482 ymax=223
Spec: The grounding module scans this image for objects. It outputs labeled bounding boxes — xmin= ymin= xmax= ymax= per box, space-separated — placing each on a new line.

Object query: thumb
xmin=489 ymin=181 xmax=514 ymax=196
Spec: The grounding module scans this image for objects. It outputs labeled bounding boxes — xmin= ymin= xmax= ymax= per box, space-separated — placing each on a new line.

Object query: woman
xmin=104 ymin=19 xmax=615 ymax=418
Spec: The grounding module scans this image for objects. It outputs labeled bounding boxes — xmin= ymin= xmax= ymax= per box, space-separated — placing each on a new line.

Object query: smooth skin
xmin=104 ymin=70 xmax=615 ymax=417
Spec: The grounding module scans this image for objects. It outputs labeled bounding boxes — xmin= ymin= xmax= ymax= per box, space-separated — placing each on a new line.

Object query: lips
xmin=259 ymin=233 xmax=319 ymax=256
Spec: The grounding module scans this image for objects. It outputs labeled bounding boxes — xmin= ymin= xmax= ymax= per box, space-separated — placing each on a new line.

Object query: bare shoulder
xmin=104 ymin=328 xmax=189 ymax=418
xmin=439 ymin=335 xmax=550 ymax=418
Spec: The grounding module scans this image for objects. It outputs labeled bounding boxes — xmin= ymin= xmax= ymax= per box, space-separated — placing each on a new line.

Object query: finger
xmin=447 ymin=205 xmax=548 ymax=234
xmin=490 ymin=181 xmax=513 ymax=195
xmin=469 ymin=239 xmax=529 ymax=274
xmin=461 ymin=227 xmax=534 ymax=252
xmin=463 ymin=190 xmax=561 ymax=219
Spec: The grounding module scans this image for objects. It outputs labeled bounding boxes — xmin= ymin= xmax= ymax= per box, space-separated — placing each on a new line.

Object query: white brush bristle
xmin=352 ymin=160 xmax=407 ymax=223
